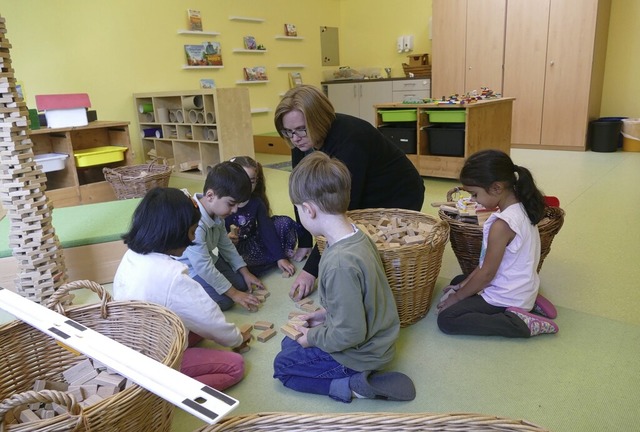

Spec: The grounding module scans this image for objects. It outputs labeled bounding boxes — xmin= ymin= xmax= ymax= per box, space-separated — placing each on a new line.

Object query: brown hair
xmin=274 ymin=85 xmax=336 ymax=149
xmin=289 ymin=151 xmax=350 ymax=214
xmin=229 ymin=155 xmax=272 ymax=215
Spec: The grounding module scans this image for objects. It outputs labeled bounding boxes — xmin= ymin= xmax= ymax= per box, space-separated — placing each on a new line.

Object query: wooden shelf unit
xmin=133 ymin=88 xmax=254 ymax=181
xmin=30 ymin=121 xmax=133 ymax=208
xmin=374 ymin=98 xmax=514 ymax=179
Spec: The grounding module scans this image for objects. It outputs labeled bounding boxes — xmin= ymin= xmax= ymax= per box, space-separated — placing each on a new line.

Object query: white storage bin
xmin=35 ymin=153 xmax=69 ymax=172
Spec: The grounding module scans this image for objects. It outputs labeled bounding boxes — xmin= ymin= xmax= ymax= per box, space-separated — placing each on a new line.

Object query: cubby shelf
xmin=277 ymin=64 xmax=306 ymax=68
xmin=232 ymin=49 xmax=268 ymax=53
xmin=177 ymin=30 xmax=221 ymax=36
xmin=229 ymin=16 xmax=265 ymax=23
xmin=274 ymin=36 xmax=304 ymax=40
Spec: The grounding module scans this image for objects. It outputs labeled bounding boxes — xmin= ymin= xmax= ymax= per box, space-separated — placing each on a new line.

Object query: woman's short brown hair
xmin=274 ymin=85 xmax=336 ymax=149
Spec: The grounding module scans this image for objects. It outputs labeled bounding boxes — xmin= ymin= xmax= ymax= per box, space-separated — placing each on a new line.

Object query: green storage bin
xmin=426 ymin=110 xmax=466 ymax=123
xmin=378 ymin=109 xmax=417 ymax=122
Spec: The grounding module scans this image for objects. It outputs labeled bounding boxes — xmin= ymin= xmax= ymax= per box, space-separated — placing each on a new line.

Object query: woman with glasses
xmin=274 ymin=85 xmax=425 ymax=301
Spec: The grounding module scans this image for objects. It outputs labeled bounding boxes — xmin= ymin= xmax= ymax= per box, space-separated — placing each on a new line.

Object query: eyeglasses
xmin=280 ymin=128 xmax=308 ymax=139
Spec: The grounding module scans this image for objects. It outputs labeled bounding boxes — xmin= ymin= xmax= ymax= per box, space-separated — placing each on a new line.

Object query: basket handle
xmin=0 ymin=390 xmax=84 ymax=428
xmin=46 ymin=280 xmax=112 ymax=319
xmin=424 ymin=219 xmax=450 ymax=249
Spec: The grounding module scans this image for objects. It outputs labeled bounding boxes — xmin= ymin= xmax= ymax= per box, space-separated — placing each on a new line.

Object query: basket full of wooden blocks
xmin=0 ymin=280 xmax=186 ymax=432
xmin=317 ymin=209 xmax=449 ymax=327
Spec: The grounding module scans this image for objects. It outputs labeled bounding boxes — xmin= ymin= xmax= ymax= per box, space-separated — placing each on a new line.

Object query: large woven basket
xmin=194 ymin=412 xmax=550 ymax=432
xmin=0 ymin=280 xmax=186 ymax=432
xmin=103 ymin=160 xmax=172 ymax=200
xmin=438 ymin=188 xmax=565 ymax=276
xmin=317 ymin=209 xmax=449 ymax=327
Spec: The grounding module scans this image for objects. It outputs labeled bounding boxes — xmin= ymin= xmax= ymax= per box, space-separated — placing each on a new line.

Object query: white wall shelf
xmin=178 ymin=30 xmax=221 ymax=36
xmin=277 ymin=64 xmax=306 ymax=68
xmin=183 ymin=65 xmax=224 ymax=70
xmin=274 ymin=36 xmax=304 ymax=40
xmin=251 ymin=108 xmax=270 ymax=114
xmin=233 ymin=49 xmax=268 ymax=53
xmin=229 ymin=16 xmax=265 ymax=23
xmin=236 ymin=80 xmax=270 ymax=84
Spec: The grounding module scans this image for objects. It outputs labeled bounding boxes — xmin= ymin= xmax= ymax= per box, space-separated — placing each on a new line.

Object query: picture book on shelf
xmin=243 ymin=66 xmax=268 ymax=81
xmin=243 ymin=36 xmax=257 ymax=50
xmin=200 ymin=79 xmax=216 ymax=89
xmin=284 ymin=23 xmax=297 ymax=37
xmin=187 ymin=9 xmax=203 ymax=31
xmin=184 ymin=42 xmax=222 ymax=66
xmin=288 ymin=72 xmax=303 ymax=88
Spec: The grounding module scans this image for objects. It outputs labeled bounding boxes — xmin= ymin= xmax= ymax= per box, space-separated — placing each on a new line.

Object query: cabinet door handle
xmin=353 ymin=85 xmax=357 ymax=98
xmin=358 ymin=84 xmax=363 ymax=98
xmin=550 ymin=60 xmax=555 ymax=66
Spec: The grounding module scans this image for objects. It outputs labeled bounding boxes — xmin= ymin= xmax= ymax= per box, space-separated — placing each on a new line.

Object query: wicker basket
xmin=103 ymin=160 xmax=172 ymax=200
xmin=194 ymin=412 xmax=550 ymax=432
xmin=317 ymin=209 xmax=449 ymax=327
xmin=0 ymin=280 xmax=187 ymax=432
xmin=438 ymin=188 xmax=565 ymax=276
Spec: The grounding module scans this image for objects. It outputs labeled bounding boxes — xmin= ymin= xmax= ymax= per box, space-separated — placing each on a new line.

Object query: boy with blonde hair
xmin=273 ymin=152 xmax=415 ymax=402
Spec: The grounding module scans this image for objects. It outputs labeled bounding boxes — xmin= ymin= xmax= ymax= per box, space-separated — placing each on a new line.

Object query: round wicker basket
xmin=317 ymin=209 xmax=449 ymax=327
xmin=438 ymin=188 xmax=565 ymax=276
xmin=0 ymin=280 xmax=186 ymax=432
xmin=195 ymin=412 xmax=550 ymax=432
xmin=103 ymin=160 xmax=172 ymax=200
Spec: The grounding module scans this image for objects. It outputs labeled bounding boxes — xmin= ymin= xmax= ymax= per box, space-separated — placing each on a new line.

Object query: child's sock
xmin=507 ymin=307 xmax=559 ymax=336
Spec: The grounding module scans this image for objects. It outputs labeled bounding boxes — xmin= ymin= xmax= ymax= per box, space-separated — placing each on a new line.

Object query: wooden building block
xmin=92 ymin=371 xmax=126 ymax=388
xmin=300 ymin=302 xmax=320 ymax=312
xmin=80 ymin=394 xmax=104 ymax=408
xmin=19 ymin=409 xmax=40 ymax=423
xmin=280 ymin=324 xmax=303 ymax=341
xmin=254 ymin=320 xmax=274 ymax=330
xmin=239 ymin=323 xmax=253 ymax=334
xmin=62 ymin=358 xmax=94 ymax=383
xmin=257 ymin=328 xmax=277 ymax=342
xmin=96 ymin=385 xmax=119 ymax=398
xmin=288 ymin=311 xmax=304 ymax=319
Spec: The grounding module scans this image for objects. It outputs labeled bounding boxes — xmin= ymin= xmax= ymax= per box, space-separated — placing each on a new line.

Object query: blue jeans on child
xmin=194 ymin=255 xmax=250 ymax=311
xmin=273 ymin=337 xmax=359 ymax=403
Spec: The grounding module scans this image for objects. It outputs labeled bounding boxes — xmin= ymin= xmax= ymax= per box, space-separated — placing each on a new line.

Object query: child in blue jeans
xmin=178 ymin=161 xmax=264 ymax=312
xmin=273 ymin=152 xmax=415 ymax=403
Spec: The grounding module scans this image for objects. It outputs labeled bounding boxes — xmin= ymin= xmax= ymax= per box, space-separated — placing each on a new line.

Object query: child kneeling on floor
xmin=437 ymin=149 xmax=559 ymax=338
xmin=273 ymin=152 xmax=416 ymax=403
xmin=114 ymin=187 xmax=251 ymax=390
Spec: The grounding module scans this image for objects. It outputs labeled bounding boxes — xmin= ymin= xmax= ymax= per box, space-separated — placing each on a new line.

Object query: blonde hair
xmin=274 ymin=85 xmax=336 ymax=149
xmin=289 ymin=152 xmax=350 ymax=214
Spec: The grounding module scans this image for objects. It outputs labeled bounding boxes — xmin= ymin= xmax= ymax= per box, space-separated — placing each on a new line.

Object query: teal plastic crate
xmin=426 ymin=110 xmax=466 ymax=123
xmin=378 ymin=109 xmax=417 ymax=122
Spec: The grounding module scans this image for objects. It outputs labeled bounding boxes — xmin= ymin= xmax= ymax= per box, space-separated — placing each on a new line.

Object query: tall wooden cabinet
xmin=432 ymin=0 xmax=611 ymax=150
xmin=503 ymin=0 xmax=611 ymax=150
xmin=133 ymin=88 xmax=254 ymax=180
xmin=432 ymin=0 xmax=506 ymax=99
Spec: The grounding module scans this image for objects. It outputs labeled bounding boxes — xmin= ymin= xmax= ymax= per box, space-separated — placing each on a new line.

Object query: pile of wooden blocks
xmin=12 ymin=358 xmax=129 ymax=424
xmin=0 ymin=15 xmax=67 ymax=303
xmin=353 ymin=216 xmax=432 ymax=249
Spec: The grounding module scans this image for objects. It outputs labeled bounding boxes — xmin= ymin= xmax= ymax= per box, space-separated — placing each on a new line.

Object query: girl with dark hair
xmin=436 ymin=150 xmax=559 ymax=338
xmin=225 ymin=156 xmax=299 ymax=277
xmin=114 ymin=187 xmax=250 ymax=390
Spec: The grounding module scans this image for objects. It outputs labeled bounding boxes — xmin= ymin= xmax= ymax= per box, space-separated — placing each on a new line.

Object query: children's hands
xmin=227 ymin=232 xmax=239 ymax=245
xmin=227 ymin=287 xmax=261 ymax=312
xmin=436 ymin=289 xmax=461 ymax=314
xmin=299 ymin=309 xmax=326 ymax=327
xmin=291 ymin=247 xmax=311 ymax=262
xmin=277 ymin=258 xmax=295 ymax=277
xmin=289 ymin=270 xmax=316 ymax=301
xmin=240 ymin=268 xmax=265 ymax=291
xmin=296 ymin=326 xmax=310 ymax=348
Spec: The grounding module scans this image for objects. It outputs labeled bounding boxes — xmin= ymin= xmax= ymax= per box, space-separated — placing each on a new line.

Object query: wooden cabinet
xmin=432 ymin=0 xmax=506 ymax=99
xmin=503 ymin=0 xmax=611 ymax=150
xmin=30 ymin=121 xmax=133 ymax=208
xmin=324 ymin=78 xmax=431 ymax=126
xmin=433 ymin=0 xmax=611 ymax=150
xmin=133 ymin=88 xmax=254 ymax=180
xmin=375 ymin=98 xmax=514 ymax=179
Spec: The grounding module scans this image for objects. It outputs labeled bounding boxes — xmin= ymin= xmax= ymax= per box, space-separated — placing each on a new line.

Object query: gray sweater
xmin=307 ymin=229 xmax=400 ymax=371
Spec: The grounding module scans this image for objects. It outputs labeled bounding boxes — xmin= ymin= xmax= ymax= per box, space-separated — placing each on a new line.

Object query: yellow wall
xmin=1 ymin=0 xmax=637 ymax=160
xmin=600 ymin=0 xmax=640 ymax=117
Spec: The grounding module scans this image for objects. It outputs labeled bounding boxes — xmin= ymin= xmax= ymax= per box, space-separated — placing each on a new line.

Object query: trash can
xmin=622 ymin=118 xmax=640 ymax=152
xmin=589 ymin=117 xmax=623 ymax=152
